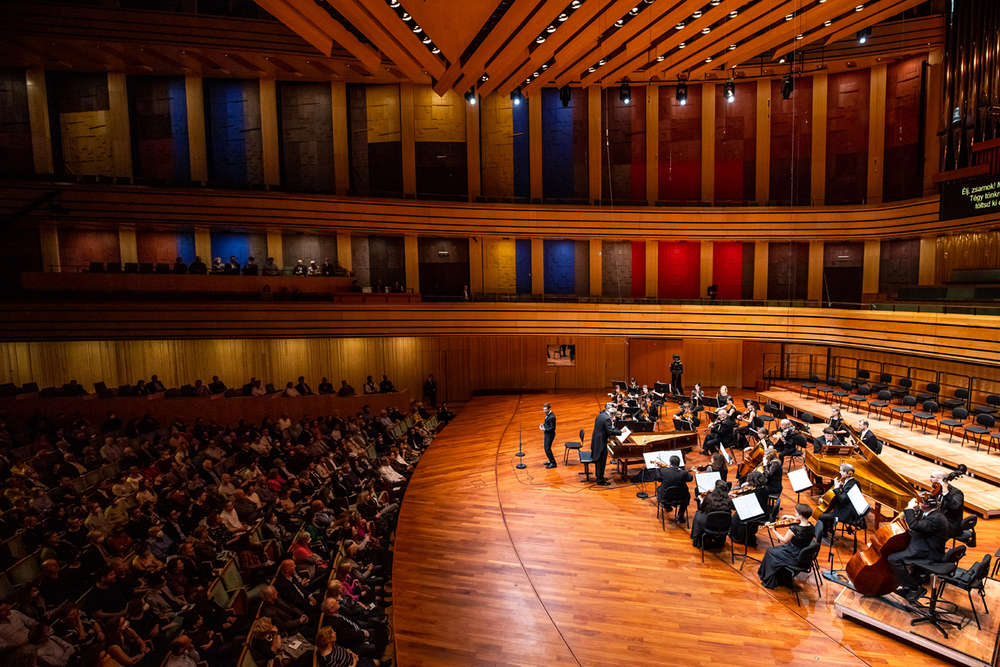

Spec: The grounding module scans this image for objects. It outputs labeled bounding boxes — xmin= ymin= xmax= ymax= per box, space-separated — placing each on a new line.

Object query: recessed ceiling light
xmin=536 ymin=36 xmax=546 ymax=43
xmin=599 ymin=59 xmax=606 ymax=65
xmin=558 ymin=13 xmax=568 ymax=21
xmin=571 ymin=0 xmax=581 ymax=8
xmin=729 ymin=44 xmax=737 ymax=50
xmin=630 ymin=7 xmax=639 ymax=16
xmin=656 ymin=55 xmax=664 ymax=61
xmin=676 ymin=22 xmax=684 ymax=29
xmin=856 ymin=4 xmax=863 ymax=10
xmin=706 ymin=57 xmax=712 ymax=63
xmin=702 ymin=27 xmax=711 ymax=34
xmin=678 ymin=42 xmax=686 ymax=48
xmin=547 ymin=25 xmax=557 ymax=33
xmin=824 ymin=20 xmax=832 ymax=26
xmin=402 ymin=12 xmax=411 ymax=20
xmin=730 ymin=10 xmax=737 ymax=17
xmin=422 ymin=36 xmax=431 ymax=44
xmin=431 ymin=47 xmax=440 ymax=53
xmin=693 ymin=11 xmax=702 ymax=18
xmin=588 ymin=66 xmax=596 ymax=72
xmin=541 ymin=64 xmax=548 ymax=70
xmin=615 ymin=19 xmax=624 ymax=27
xmin=412 ymin=25 xmax=422 ymax=33
xmin=785 ymin=14 xmax=793 ymax=21
xmin=796 ymin=34 xmax=803 ymax=40
xmin=389 ymin=0 xmax=399 ymax=6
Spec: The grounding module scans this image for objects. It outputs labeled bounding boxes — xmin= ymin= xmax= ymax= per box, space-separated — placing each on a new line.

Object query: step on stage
xmin=835 ymin=579 xmax=1000 ymax=667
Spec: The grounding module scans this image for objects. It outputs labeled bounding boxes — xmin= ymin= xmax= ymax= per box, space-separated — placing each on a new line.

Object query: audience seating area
xmin=0 ymin=374 xmax=452 ymax=667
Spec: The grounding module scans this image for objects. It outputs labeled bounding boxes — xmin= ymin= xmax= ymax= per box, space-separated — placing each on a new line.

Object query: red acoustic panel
xmin=712 ymin=241 xmax=743 ymax=300
xmin=884 ymin=56 xmax=924 ymax=202
xmin=58 ymin=229 xmax=120 ymax=271
xmin=137 ymin=231 xmax=180 ymax=265
xmin=714 ymin=82 xmax=756 ymax=203
xmin=770 ymin=76 xmax=812 ymax=205
xmin=631 ymin=240 xmax=646 ymax=298
xmin=657 ymin=241 xmax=700 ymax=299
xmin=658 ymin=84 xmax=702 ymax=203
xmin=825 ymin=70 xmax=870 ymax=205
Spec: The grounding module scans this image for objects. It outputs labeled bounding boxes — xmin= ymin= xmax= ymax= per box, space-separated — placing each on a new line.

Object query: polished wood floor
xmin=393 ymin=389 xmax=998 ymax=667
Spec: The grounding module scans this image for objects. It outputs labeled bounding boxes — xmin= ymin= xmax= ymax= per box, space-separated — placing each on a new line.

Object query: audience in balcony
xmin=212 ymin=258 xmax=224 ymax=274
xmin=338 ymin=381 xmax=355 ymax=397
xmin=263 ymin=258 xmax=280 ymax=276
xmin=173 ymin=257 xmax=188 ymax=274
xmin=243 ymin=258 xmax=259 ymax=276
xmin=318 ymin=378 xmax=334 ymax=395
xmin=378 ymin=376 xmax=395 ymax=394
xmin=188 ymin=257 xmax=207 ymax=275
xmin=292 ymin=260 xmax=307 ymax=276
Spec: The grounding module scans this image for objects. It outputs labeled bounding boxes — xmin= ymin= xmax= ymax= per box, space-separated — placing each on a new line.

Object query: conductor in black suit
xmin=890 ymin=496 xmax=950 ymax=603
xmin=591 ymin=402 xmax=621 ymax=486
xmin=857 ymin=419 xmax=882 ymax=454
xmin=540 ymin=403 xmax=557 ymax=469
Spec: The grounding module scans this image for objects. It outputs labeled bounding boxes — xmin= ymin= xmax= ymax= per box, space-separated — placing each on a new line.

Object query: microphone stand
xmin=516 ymin=398 xmax=526 ymax=469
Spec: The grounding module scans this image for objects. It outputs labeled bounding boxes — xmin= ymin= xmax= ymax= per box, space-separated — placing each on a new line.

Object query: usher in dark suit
xmin=542 ymin=410 xmax=556 ymax=466
xmin=590 ymin=409 xmax=621 ymax=484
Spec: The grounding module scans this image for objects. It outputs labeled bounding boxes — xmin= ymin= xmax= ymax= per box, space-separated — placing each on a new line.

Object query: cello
xmin=845 ymin=481 xmax=942 ymax=597
xmin=737 ymin=441 xmax=765 ymax=478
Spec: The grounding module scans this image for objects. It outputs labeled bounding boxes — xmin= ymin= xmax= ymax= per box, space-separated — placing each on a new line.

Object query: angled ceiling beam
xmin=478 ymin=0 xmax=606 ymax=97
xmin=782 ymin=0 xmax=927 ymax=60
xmin=316 ymin=0 xmax=426 ymax=82
xmin=253 ymin=0 xmax=383 ymax=75
xmin=453 ymin=0 xmax=567 ymax=98
xmin=340 ymin=0 xmax=446 ymax=81
xmin=433 ymin=0 xmax=547 ymax=97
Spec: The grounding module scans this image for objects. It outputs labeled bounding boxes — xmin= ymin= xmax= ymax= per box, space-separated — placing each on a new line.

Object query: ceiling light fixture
xmin=465 ymin=88 xmax=476 ymax=105
xmin=402 ymin=12 xmax=411 ymax=20
xmin=729 ymin=10 xmax=737 ymax=17
xmin=857 ymin=27 xmax=871 ymax=44
xmin=676 ymin=81 xmax=687 ymax=105
xmin=702 ymin=27 xmax=711 ymax=34
xmin=855 ymin=4 xmax=863 ymax=11
xmin=511 ymin=87 xmax=523 ymax=106
xmin=724 ymin=79 xmax=735 ymax=103
xmin=620 ymin=81 xmax=631 ymax=104
xmin=560 ymin=85 xmax=571 ymax=107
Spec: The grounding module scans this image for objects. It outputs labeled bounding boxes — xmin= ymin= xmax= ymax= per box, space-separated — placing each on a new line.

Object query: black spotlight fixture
xmin=511 ymin=86 xmax=523 ymax=106
xmin=620 ymin=81 xmax=631 ymax=105
xmin=781 ymin=74 xmax=794 ymax=100
xmin=464 ymin=88 xmax=476 ymax=105
xmin=559 ymin=85 xmax=571 ymax=108
xmin=857 ymin=27 xmax=871 ymax=44
xmin=676 ymin=81 xmax=688 ymax=105
xmin=724 ymin=79 xmax=735 ymax=103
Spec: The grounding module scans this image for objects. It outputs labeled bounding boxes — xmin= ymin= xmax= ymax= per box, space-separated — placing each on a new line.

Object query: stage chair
xmin=911 ymin=401 xmax=939 ymax=434
xmin=916 ymin=382 xmax=941 ymax=403
xmin=835 ymin=507 xmax=870 ymax=554
xmin=847 ymin=385 xmax=871 ymax=414
xmin=657 ymin=486 xmax=689 ymax=530
xmin=908 ymin=546 xmax=966 ymax=638
xmin=88 ymin=261 xmax=104 ymax=273
xmin=871 ymin=373 xmax=893 ymax=392
xmin=817 ymin=377 xmax=838 ymax=402
xmin=700 ymin=512 xmax=734 ymax=563
xmin=941 ymin=388 xmax=969 ymax=411
xmin=890 ymin=395 xmax=917 ymax=426
xmin=784 ymin=542 xmax=823 ymax=607
xmin=890 ymin=377 xmax=913 ymax=403
xmin=800 ymin=375 xmax=819 ymax=398
xmin=123 ymin=262 xmax=139 ymax=273
xmin=106 ymin=262 xmax=121 ymax=273
xmin=785 ymin=447 xmax=805 ymax=472
xmin=961 ymin=414 xmax=992 ymax=449
xmin=953 ymin=515 xmax=977 ymax=550
xmin=972 ymin=394 xmax=1000 ymax=416
xmin=868 ymin=390 xmax=892 ymax=421
xmin=833 ymin=382 xmax=852 ymax=406
xmin=938 ymin=407 xmax=968 ymax=442
xmin=563 ymin=428 xmax=584 ymax=465
xmin=851 ymin=369 xmax=871 ymax=390
xmin=577 ymin=449 xmax=594 ymax=481
xmin=939 ymin=553 xmax=992 ymax=630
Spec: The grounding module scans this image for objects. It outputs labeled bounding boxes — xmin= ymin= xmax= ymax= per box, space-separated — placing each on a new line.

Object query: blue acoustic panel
xmin=167 ymin=78 xmax=190 ymax=181
xmin=210 ymin=232 xmax=251 ymax=264
xmin=176 ymin=231 xmax=196 ymax=264
xmin=544 ymin=240 xmax=575 ymax=295
xmin=204 ymin=79 xmax=263 ymax=187
xmin=515 ymin=238 xmax=532 ymax=294
xmin=512 ymin=98 xmax=530 ymax=200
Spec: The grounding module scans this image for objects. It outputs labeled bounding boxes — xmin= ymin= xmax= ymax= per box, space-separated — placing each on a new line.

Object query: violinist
xmin=812 ymin=425 xmax=844 ymax=454
xmin=730 ymin=471 xmax=770 ymax=547
xmin=817 ymin=463 xmax=860 ymax=542
xmin=735 ymin=402 xmax=760 ymax=446
xmin=774 ymin=419 xmax=803 ymax=463
xmin=761 ymin=448 xmax=783 ymax=496
xmin=890 ymin=495 xmax=949 ymax=603
xmin=691 ymin=480 xmax=734 ymax=549
xmin=656 ymin=455 xmax=692 ymax=520
xmin=828 ymin=405 xmax=849 ymax=438
xmin=703 ymin=452 xmax=728 ymax=484
xmin=649 ymin=384 xmax=666 ymax=409
xmin=628 ymin=378 xmax=640 ymax=395
xmin=674 ymin=401 xmax=701 ymax=429
xmin=702 ymin=408 xmax=735 ymax=456
xmin=758 ymin=504 xmax=815 ymax=590
xmin=690 ymin=383 xmax=705 ymax=410
xmin=930 ymin=470 xmax=965 ymax=539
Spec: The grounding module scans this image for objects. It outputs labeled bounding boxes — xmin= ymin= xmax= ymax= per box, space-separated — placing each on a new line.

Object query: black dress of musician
xmin=817 ymin=463 xmax=861 ymax=539
xmin=758 ymin=504 xmax=815 ymax=589
xmin=590 ymin=403 xmax=621 ymax=486
xmin=889 ymin=498 xmax=950 ymax=602
xmin=691 ymin=481 xmax=734 ymax=548
xmin=730 ymin=471 xmax=770 ymax=547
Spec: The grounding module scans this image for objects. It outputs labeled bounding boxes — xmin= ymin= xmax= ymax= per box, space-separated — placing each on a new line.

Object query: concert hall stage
xmin=393 ymin=390 xmax=999 ymax=667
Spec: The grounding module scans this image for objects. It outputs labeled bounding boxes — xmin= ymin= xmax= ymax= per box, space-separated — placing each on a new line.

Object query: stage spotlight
xmin=781 ymin=74 xmax=793 ymax=100
xmin=724 ymin=79 xmax=735 ymax=103
xmin=559 ymin=85 xmax=571 ymax=108
xmin=465 ymin=88 xmax=476 ymax=105
xmin=676 ymin=81 xmax=687 ymax=105
xmin=511 ymin=86 xmax=523 ymax=106
xmin=857 ymin=27 xmax=871 ymax=44
xmin=620 ymin=81 xmax=631 ymax=105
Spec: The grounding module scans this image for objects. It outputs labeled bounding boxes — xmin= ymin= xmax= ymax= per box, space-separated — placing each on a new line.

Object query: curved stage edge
xmin=393 ymin=392 xmax=951 ymax=667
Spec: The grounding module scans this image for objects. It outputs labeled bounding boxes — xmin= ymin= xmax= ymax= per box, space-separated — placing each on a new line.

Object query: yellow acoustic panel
xmin=480 ymin=91 xmax=514 ymax=198
xmin=483 ymin=237 xmax=516 ymax=293
xmin=413 ymin=86 xmax=466 ymax=143
xmin=60 ymin=110 xmax=115 ymax=176
xmin=366 ymin=85 xmax=401 ymax=144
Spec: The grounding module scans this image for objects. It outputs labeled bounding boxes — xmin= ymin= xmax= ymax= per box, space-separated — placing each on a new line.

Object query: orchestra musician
xmin=628 ymin=378 xmax=640 ymax=395
xmin=761 ymin=448 xmax=783 ymax=496
xmin=931 ymin=470 xmax=965 ymax=539
xmin=702 ymin=408 xmax=735 ymax=456
xmin=856 ymin=419 xmax=882 ymax=454
xmin=889 ymin=495 xmax=950 ymax=603
xmin=774 ymin=419 xmax=805 ymax=463
xmin=817 ymin=463 xmax=860 ymax=542
xmin=703 ymin=452 xmax=729 ymax=484
xmin=650 ymin=384 xmax=666 ymax=409
xmin=828 ymin=405 xmax=849 ymax=438
xmin=735 ymin=402 xmax=760 ymax=447
xmin=656 ymin=455 xmax=692 ymax=521
xmin=757 ymin=504 xmax=815 ymax=590
xmin=716 ymin=385 xmax=731 ymax=407
xmin=812 ymin=425 xmax=844 ymax=454
xmin=730 ymin=471 xmax=770 ymax=547
xmin=674 ymin=401 xmax=701 ymax=429
xmin=690 ymin=383 xmax=705 ymax=410
xmin=691 ymin=480 xmax=734 ymax=549
xmin=590 ymin=402 xmax=622 ymax=487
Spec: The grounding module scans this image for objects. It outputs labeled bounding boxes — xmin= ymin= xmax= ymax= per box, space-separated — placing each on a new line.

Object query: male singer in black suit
xmin=817 ymin=462 xmax=861 ymax=542
xmin=591 ymin=402 xmax=621 ymax=486
xmin=890 ymin=496 xmax=950 ymax=603
xmin=857 ymin=419 xmax=882 ymax=454
xmin=657 ymin=455 xmax=693 ymax=520
xmin=540 ymin=403 xmax=557 ymax=469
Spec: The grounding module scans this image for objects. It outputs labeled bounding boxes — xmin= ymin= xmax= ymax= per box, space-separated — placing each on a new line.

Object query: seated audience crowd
xmin=87 ymin=256 xmax=351 ymax=278
xmin=0 ymin=380 xmax=450 ymax=667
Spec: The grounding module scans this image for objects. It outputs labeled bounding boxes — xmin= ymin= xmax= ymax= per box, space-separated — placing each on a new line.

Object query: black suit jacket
xmin=828 ymin=477 xmax=863 ymax=525
xmin=902 ymin=508 xmax=949 ymax=562
xmin=274 ymin=574 xmax=312 ymax=613
xmin=859 ymin=429 xmax=881 ymax=454
xmin=543 ymin=412 xmax=556 ymax=445
xmin=262 ymin=598 xmax=308 ymax=634
xmin=590 ymin=411 xmax=619 ymax=459
xmin=712 ymin=416 xmax=736 ymax=445
xmin=323 ymin=614 xmax=367 ymax=650
xmin=940 ymin=487 xmax=965 ymax=537
xmin=813 ymin=435 xmax=844 ymax=454
xmin=656 ymin=466 xmax=692 ymax=503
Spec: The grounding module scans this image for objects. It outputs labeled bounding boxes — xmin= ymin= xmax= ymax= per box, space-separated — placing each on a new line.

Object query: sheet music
xmin=719 ymin=445 xmax=734 ymax=466
xmin=696 ymin=471 xmax=721 ymax=493
xmin=846 ymin=483 xmax=870 ymax=515
xmin=643 ymin=450 xmax=684 ymax=469
xmin=733 ymin=493 xmax=765 ymax=520
xmin=787 ymin=468 xmax=813 ymax=493
xmin=617 ymin=426 xmax=632 ymax=443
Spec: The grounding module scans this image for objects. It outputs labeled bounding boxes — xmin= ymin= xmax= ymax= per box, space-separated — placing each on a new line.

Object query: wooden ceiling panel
xmin=404 ymin=0 xmax=503 ymax=65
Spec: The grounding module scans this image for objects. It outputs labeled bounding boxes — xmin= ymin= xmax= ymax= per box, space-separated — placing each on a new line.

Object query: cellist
xmin=817 ymin=463 xmax=861 ymax=543
xmin=889 ymin=495 xmax=949 ymax=603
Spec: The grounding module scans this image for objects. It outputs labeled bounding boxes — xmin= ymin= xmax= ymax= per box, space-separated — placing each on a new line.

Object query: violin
xmin=765 ymin=518 xmax=800 ymax=529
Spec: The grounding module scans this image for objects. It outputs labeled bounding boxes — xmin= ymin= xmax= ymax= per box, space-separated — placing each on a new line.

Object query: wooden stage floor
xmin=393 ymin=390 xmax=1000 ymax=667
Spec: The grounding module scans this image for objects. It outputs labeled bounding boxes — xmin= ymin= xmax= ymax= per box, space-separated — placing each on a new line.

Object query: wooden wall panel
xmin=57 ymin=228 xmax=120 ymax=270
xmin=128 ymin=75 xmax=189 ymax=182
xmin=770 ymin=76 xmax=812 ymax=206
xmin=658 ymin=84 xmax=702 ymax=203
xmin=601 ymin=86 xmax=645 ymax=202
xmin=657 ymin=241 xmax=700 ymax=299
xmin=884 ymin=56 xmax=925 ymax=203
xmin=627 ymin=338 xmax=682 ymax=387
xmin=714 ymin=81 xmax=756 ymax=204
xmin=825 ymin=70 xmax=871 ymax=205
xmin=541 ymin=87 xmax=588 ymax=201
xmin=878 ymin=238 xmax=921 ymax=295
xmin=278 ymin=81 xmax=335 ymax=192
xmin=767 ymin=242 xmax=808 ymax=300
xmin=482 ymin=237 xmax=517 ymax=294
xmin=0 ymin=70 xmax=36 ymax=177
